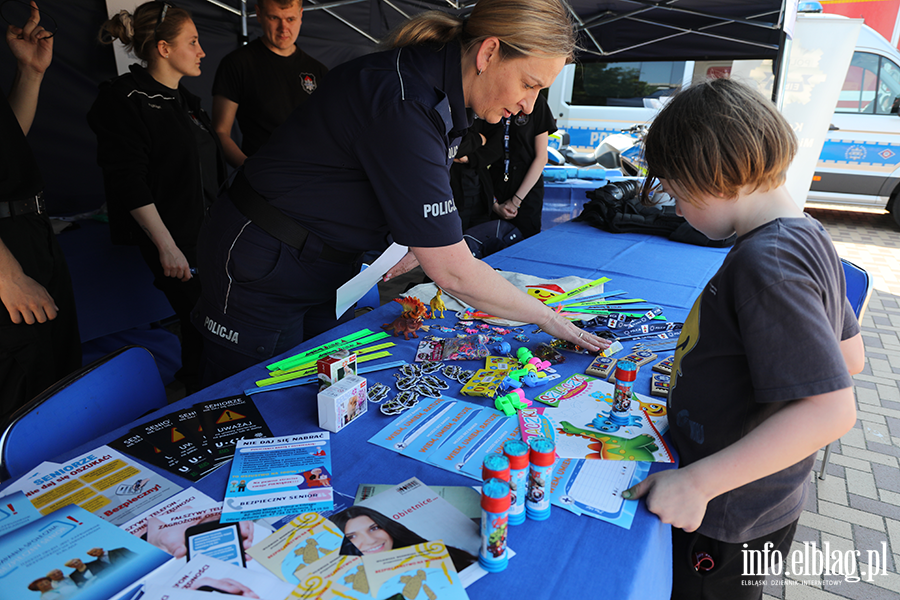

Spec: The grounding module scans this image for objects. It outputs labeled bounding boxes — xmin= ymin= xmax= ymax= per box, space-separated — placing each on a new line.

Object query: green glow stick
xmin=267 ymin=328 xmax=374 ymax=371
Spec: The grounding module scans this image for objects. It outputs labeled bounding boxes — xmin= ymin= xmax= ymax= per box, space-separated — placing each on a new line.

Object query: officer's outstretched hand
xmin=0 ymin=271 xmax=58 ymax=324
xmin=621 ymin=467 xmax=709 ymax=533
xmin=384 ymin=250 xmax=420 ymax=281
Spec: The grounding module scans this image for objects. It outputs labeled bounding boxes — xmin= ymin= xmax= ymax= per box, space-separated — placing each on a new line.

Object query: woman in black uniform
xmin=194 ymin=0 xmax=609 ymax=383
xmin=486 ymin=93 xmax=556 ymax=238
xmin=88 ymin=2 xmax=226 ymax=393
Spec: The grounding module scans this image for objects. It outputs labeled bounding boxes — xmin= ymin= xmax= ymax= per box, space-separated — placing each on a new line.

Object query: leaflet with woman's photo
xmin=330 ymin=477 xmax=492 ymax=587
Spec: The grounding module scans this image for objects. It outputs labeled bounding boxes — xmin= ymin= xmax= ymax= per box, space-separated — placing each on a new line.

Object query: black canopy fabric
xmin=0 ymin=0 xmax=789 ymax=212
xmin=294 ymin=0 xmax=789 ymax=62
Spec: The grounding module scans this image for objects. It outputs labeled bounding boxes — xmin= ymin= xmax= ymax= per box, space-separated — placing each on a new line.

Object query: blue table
xmin=11 ymin=221 xmax=731 ymax=600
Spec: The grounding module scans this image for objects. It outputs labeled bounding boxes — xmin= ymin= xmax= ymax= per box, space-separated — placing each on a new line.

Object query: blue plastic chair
xmin=819 ymin=258 xmax=873 ymax=479
xmin=0 ymin=345 xmax=167 ymax=482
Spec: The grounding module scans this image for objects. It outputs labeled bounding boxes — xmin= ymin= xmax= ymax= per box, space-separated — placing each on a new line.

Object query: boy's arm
xmin=624 ymin=386 xmax=857 ymax=532
xmin=841 ymin=333 xmax=865 ymax=376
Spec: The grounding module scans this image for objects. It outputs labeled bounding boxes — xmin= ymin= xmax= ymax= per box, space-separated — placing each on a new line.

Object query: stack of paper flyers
xmin=222 ymin=432 xmax=334 ymax=523
xmin=0 ymin=504 xmax=170 ymax=600
xmin=0 ymin=445 xmax=183 ymax=526
xmin=148 ymin=554 xmax=293 ymax=599
xmin=290 ymin=541 xmax=468 ymax=600
xmin=368 ymin=397 xmax=521 ymax=480
xmin=247 ymin=512 xmax=345 ymax=584
xmin=522 ymin=374 xmax=673 ymax=463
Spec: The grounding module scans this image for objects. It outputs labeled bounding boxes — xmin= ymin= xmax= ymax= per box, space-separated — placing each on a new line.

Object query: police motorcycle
xmin=548 ymin=124 xmax=648 ymax=177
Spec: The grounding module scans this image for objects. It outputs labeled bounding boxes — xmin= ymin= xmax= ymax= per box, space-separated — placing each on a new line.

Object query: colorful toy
xmin=516 ymin=347 xmax=533 ymax=364
xmin=651 ymin=355 xmax=675 ymax=375
xmin=479 ymin=478 xmax=510 ymax=572
xmin=528 ymin=357 xmax=551 ymax=371
xmin=381 ymin=297 xmax=429 ymax=340
xmin=460 ymin=368 xmax=507 ymax=397
xmin=429 ymin=288 xmax=446 ymax=319
xmin=586 ymin=356 xmax=617 ymax=379
xmin=650 ymin=373 xmax=671 ymax=397
xmin=495 ymin=389 xmax=530 ymax=416
xmin=503 ymin=440 xmax=530 ymax=525
xmin=526 ymin=437 xmax=555 ymax=521
xmin=593 ymin=361 xmax=642 ymax=432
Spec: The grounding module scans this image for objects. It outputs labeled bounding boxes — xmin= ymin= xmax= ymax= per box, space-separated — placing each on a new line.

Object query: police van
xmin=547 ymin=16 xmax=900 ymax=225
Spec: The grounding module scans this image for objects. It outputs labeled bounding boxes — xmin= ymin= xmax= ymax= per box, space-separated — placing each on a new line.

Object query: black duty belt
xmin=229 ymin=171 xmax=359 ymax=265
xmin=0 ymin=193 xmax=44 ymax=219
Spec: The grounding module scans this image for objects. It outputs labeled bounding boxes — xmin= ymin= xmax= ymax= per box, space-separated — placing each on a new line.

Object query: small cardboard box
xmin=317 ymin=351 xmax=357 ymax=391
xmin=317 ymin=375 xmax=367 ymax=433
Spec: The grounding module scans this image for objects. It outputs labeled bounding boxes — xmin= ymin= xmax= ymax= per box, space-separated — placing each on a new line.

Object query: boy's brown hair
xmin=641 ymin=77 xmax=797 ymax=205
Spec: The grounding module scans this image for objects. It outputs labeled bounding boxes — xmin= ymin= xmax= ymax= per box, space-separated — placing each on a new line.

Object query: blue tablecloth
xmin=10 ymin=221 xmax=731 ymax=600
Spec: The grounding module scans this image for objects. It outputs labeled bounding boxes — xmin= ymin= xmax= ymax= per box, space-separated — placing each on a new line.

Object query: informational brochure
xmin=0 ymin=504 xmax=170 ymax=600
xmin=520 ymin=374 xmax=673 ymax=463
xmin=368 ymin=397 xmax=520 ymax=481
xmin=118 ymin=487 xmax=217 ymax=539
xmin=154 ymin=554 xmax=293 ymax=598
xmin=194 ymin=394 xmax=275 ymax=462
xmin=354 ymin=485 xmax=481 ymax=520
xmin=1 ymin=446 xmax=183 ymax=526
xmin=549 ymin=458 xmax=648 ymax=529
xmin=347 ymin=478 xmax=480 ymax=566
xmin=247 ymin=512 xmax=345 ymax=584
xmin=221 ymin=432 xmax=334 ymax=523
xmin=290 ymin=541 xmax=469 ymax=600
xmin=136 ymin=415 xmax=218 ymax=481
xmin=0 ymin=490 xmax=42 ymax=537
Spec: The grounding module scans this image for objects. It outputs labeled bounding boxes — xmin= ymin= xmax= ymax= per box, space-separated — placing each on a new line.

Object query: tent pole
xmin=771 ymin=28 xmax=790 ymax=107
xmin=241 ymin=0 xmax=249 ymax=45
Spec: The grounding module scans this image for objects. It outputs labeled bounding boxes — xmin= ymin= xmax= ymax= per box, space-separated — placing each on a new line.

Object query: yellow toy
xmin=429 ymin=288 xmax=446 ymax=319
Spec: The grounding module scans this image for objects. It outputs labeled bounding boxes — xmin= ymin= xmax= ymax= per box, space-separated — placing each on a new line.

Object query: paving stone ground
xmin=760 ymin=206 xmax=900 ymax=600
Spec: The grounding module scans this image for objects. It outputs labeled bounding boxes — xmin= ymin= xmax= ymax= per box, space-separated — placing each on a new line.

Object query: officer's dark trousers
xmin=193 ymin=196 xmax=360 ymax=387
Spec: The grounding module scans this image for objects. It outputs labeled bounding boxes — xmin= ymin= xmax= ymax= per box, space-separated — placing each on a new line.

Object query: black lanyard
xmin=502 ymin=116 xmax=510 ymax=182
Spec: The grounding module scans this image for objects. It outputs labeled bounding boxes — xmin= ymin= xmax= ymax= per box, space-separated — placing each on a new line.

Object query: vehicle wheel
xmin=890 ymin=192 xmax=900 ymax=228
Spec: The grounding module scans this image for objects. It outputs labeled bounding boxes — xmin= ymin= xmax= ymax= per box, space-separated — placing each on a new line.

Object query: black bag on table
xmin=463 ymin=220 xmax=523 ymax=259
xmin=575 ymin=181 xmax=735 ymax=248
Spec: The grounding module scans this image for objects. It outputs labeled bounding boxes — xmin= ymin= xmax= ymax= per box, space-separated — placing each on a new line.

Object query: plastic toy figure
xmin=381 ymin=297 xmax=429 ymax=340
xmin=429 ymin=288 xmax=446 ymax=319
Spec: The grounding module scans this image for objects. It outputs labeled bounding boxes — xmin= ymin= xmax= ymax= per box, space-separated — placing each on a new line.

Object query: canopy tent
xmin=0 ymin=0 xmax=792 ymax=212
xmin=222 ymin=0 xmax=792 ymax=63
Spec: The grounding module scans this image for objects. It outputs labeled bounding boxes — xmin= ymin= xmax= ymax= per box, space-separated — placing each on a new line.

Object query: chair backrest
xmin=0 ymin=345 xmax=167 ymax=482
xmin=842 ymin=258 xmax=874 ymax=321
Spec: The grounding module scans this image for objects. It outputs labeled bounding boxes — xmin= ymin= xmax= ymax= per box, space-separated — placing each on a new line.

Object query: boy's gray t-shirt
xmin=670 ymin=214 xmax=859 ymax=543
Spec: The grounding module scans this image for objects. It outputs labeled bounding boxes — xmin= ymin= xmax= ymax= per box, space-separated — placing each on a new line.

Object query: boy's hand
xmin=622 ymin=468 xmax=710 ymax=532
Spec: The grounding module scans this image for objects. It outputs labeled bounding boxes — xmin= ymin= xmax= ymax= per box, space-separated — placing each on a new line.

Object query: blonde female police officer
xmin=193 ymin=0 xmax=609 ymax=384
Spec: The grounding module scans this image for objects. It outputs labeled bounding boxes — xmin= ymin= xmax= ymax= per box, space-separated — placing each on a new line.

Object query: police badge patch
xmin=300 ymin=73 xmax=317 ymax=94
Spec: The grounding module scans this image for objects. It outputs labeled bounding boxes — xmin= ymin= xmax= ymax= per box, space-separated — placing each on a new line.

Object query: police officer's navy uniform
xmin=194 ymin=42 xmax=471 ymax=383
